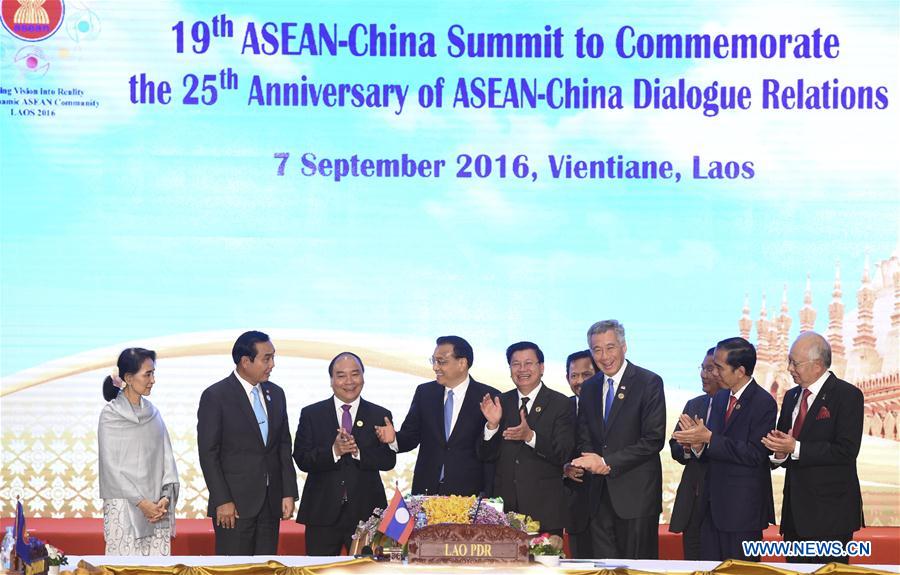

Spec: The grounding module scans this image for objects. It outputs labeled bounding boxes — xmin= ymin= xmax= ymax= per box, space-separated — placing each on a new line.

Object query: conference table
xmin=64 ymin=555 xmax=900 ymax=574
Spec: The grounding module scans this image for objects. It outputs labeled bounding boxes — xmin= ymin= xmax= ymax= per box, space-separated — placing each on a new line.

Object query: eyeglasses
xmin=788 ymin=358 xmax=815 ymax=369
xmin=510 ymin=361 xmax=539 ymax=370
xmin=429 ymin=356 xmax=456 ymax=367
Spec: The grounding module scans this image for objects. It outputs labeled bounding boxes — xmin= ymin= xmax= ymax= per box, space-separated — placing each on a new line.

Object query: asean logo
xmin=1 ymin=0 xmax=65 ymax=42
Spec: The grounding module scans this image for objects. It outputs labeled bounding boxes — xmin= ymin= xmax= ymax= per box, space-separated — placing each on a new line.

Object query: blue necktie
xmin=444 ymin=389 xmax=454 ymax=440
xmin=604 ymin=377 xmax=615 ymax=424
xmin=251 ymin=386 xmax=268 ymax=445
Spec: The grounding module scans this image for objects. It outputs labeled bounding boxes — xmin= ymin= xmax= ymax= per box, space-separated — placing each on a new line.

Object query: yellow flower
xmin=422 ymin=495 xmax=476 ymax=524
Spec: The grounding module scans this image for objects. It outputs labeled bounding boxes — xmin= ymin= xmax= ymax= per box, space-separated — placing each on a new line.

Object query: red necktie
xmin=724 ymin=394 xmax=737 ymax=423
xmin=791 ymin=389 xmax=812 ymax=439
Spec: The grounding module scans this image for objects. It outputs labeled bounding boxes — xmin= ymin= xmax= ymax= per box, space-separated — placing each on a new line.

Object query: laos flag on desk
xmin=378 ymin=488 xmax=414 ymax=545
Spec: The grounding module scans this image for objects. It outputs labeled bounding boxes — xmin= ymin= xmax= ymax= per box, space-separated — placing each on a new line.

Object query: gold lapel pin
xmin=535 ymin=406 xmax=542 ymax=413
xmin=618 ymin=393 xmax=625 ymax=399
xmin=356 ymin=420 xmax=364 ymax=427
xmin=735 ymin=403 xmax=742 ymax=410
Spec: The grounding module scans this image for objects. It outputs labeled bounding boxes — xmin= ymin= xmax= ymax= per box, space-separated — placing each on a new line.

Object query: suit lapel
xmin=353 ymin=399 xmax=370 ymax=439
xmin=433 ymin=383 xmax=448 ymax=447
xmin=780 ymin=387 xmax=801 ymax=434
xmin=799 ymin=375 xmax=835 ymax=439
xmin=260 ymin=382 xmax=275 ymax=446
xmin=724 ymin=379 xmax=756 ymax=433
xmin=527 ymin=384 xmax=550 ymax=427
xmin=604 ymin=364 xmax=631 ymax=430
xmin=229 ymin=374 xmax=266 ymax=445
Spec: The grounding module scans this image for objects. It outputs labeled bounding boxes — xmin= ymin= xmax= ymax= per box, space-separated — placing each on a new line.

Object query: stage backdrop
xmin=1 ymin=1 xmax=898 ymax=525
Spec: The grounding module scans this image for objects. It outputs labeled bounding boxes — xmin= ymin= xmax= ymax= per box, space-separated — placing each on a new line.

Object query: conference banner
xmin=1 ymin=1 xmax=897 ymax=528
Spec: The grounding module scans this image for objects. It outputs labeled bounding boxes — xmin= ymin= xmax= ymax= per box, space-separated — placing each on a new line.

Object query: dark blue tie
xmin=604 ymin=377 xmax=615 ymax=424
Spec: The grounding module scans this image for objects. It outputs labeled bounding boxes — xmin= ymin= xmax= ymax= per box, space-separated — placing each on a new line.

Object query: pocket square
xmin=816 ymin=406 xmax=831 ymax=420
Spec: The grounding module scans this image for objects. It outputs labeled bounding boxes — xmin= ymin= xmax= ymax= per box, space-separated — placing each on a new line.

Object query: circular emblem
xmin=617 ymin=393 xmax=625 ymax=399
xmin=1 ymin=0 xmax=65 ymax=42
xmin=535 ymin=406 xmax=542 ymax=413
xmin=356 ymin=420 xmax=364 ymax=427
xmin=395 ymin=507 xmax=410 ymax=524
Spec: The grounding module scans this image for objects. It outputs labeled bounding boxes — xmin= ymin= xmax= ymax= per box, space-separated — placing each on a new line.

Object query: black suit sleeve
xmin=359 ymin=409 xmax=398 ymax=471
xmin=533 ymin=399 xmax=575 ymax=466
xmin=670 ymin=399 xmax=692 ymax=465
xmin=277 ymin=390 xmax=299 ymax=499
xmin=197 ymin=387 xmax=232 ymax=509
xmin=396 ymin=387 xmax=423 ymax=453
xmin=604 ymin=375 xmax=666 ymax=476
xmin=292 ymin=407 xmax=341 ymax=473
xmin=797 ymin=386 xmax=864 ymax=467
xmin=707 ymin=393 xmax=776 ymax=467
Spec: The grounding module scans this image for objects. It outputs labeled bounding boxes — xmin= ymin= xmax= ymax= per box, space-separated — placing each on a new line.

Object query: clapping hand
xmin=333 ymin=427 xmax=359 ymax=457
xmin=502 ymin=409 xmax=534 ymax=442
xmin=480 ymin=394 xmax=502 ymax=429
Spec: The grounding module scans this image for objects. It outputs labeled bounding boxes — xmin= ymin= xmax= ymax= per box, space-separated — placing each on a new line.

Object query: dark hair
xmin=232 ymin=330 xmax=270 ymax=365
xmin=328 ymin=351 xmax=365 ymax=377
xmin=435 ymin=335 xmax=473 ymax=368
xmin=715 ymin=337 xmax=756 ymax=376
xmin=506 ymin=341 xmax=544 ymax=364
xmin=706 ymin=347 xmax=715 ymax=357
xmin=103 ymin=347 xmax=156 ymax=401
xmin=566 ymin=349 xmax=593 ymax=377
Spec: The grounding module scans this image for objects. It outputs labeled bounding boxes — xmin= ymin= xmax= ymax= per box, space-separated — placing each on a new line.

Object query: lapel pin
xmin=735 ymin=403 xmax=742 ymax=410
xmin=535 ymin=406 xmax=542 ymax=413
xmin=266 ymin=394 xmax=271 ymax=402
xmin=618 ymin=393 xmax=625 ymax=399
xmin=356 ymin=420 xmax=364 ymax=427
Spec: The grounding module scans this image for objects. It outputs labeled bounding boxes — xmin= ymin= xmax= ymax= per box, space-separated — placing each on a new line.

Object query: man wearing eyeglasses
xmin=570 ymin=319 xmax=666 ymax=559
xmin=375 ymin=335 xmax=500 ymax=496
xmin=762 ymin=332 xmax=864 ymax=564
xmin=672 ymin=336 xmax=775 ymax=561
xmin=478 ymin=341 xmax=574 ymax=535
xmin=668 ymin=347 xmax=724 ymax=560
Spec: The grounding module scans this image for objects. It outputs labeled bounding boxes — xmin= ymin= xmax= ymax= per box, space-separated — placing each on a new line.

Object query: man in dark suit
xmin=293 ymin=352 xmax=396 ymax=555
xmin=763 ymin=332 xmax=864 ymax=564
xmin=479 ymin=341 xmax=574 ymax=534
xmin=673 ymin=336 xmax=776 ymax=562
xmin=375 ymin=335 xmax=500 ymax=496
xmin=668 ymin=347 xmax=723 ymax=560
xmin=562 ymin=349 xmax=596 ymax=558
xmin=571 ymin=320 xmax=666 ymax=559
xmin=197 ymin=331 xmax=299 ymax=555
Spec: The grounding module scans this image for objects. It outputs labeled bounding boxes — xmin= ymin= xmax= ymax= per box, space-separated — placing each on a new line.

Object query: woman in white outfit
xmin=98 ymin=347 xmax=178 ymax=555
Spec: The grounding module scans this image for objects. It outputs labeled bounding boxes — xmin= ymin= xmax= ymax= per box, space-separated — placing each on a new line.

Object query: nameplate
xmin=407 ymin=524 xmax=529 ymax=563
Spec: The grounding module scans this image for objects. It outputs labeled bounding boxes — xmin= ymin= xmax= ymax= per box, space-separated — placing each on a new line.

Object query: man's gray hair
xmin=587 ymin=320 xmax=626 ymax=346
xmin=803 ymin=332 xmax=833 ymax=368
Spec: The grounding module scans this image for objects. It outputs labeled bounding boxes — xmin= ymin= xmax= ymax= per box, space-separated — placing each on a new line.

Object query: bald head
xmin=788 ymin=332 xmax=831 ymax=387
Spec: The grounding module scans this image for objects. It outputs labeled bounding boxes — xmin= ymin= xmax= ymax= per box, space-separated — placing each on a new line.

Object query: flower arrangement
xmin=46 ymin=543 xmax=68 ymax=566
xmin=506 ymin=511 xmax=540 ymax=534
xmin=353 ymin=495 xmax=536 ymax=550
xmin=422 ymin=495 xmax=475 ymax=524
xmin=528 ymin=533 xmax=564 ymax=557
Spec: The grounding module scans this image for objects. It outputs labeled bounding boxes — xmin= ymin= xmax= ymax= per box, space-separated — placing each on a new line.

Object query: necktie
xmin=791 ymin=388 xmax=812 ymax=439
xmin=341 ymin=404 xmax=353 ymax=434
xmin=604 ymin=378 xmax=615 ymax=423
xmin=444 ymin=390 xmax=454 ymax=440
xmin=251 ymin=386 xmax=268 ymax=444
xmin=520 ymin=396 xmax=530 ymax=415
xmin=725 ymin=394 xmax=737 ymax=423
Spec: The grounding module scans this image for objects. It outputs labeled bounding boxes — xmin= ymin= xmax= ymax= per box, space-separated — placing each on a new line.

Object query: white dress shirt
xmin=771 ymin=370 xmax=830 ymax=463
xmin=602 ymin=360 xmax=629 ymax=420
xmin=235 ymin=370 xmax=267 ymax=417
